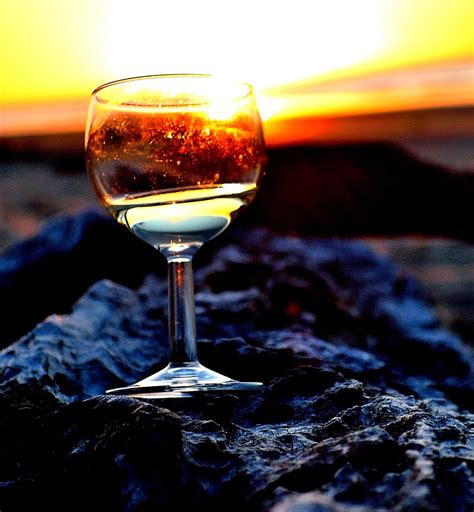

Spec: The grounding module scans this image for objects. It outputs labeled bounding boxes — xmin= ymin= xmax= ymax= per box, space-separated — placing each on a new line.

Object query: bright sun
xmin=0 ymin=0 xmax=472 ymax=136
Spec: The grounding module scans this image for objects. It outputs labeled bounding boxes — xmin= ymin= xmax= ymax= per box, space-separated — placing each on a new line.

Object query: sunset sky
xmin=1 ymin=0 xmax=473 ymax=140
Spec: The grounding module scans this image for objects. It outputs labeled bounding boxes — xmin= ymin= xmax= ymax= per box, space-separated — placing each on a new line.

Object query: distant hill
xmin=248 ymin=142 xmax=474 ymax=240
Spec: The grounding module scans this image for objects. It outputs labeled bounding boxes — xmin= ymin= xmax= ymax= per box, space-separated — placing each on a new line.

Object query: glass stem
xmin=167 ymin=256 xmax=198 ymax=365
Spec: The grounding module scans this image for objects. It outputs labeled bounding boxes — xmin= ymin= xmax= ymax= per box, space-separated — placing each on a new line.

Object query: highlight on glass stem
xmin=85 ymin=74 xmax=266 ymax=398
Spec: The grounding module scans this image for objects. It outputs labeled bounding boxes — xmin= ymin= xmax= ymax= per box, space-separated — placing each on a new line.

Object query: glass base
xmin=106 ymin=362 xmax=263 ymax=398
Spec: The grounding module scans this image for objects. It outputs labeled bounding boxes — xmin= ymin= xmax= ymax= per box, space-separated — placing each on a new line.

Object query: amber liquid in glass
xmin=87 ymin=110 xmax=263 ymax=250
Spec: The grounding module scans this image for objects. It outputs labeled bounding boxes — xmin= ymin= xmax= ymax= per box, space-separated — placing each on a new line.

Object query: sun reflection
xmin=166 ymin=203 xmax=185 ymax=223
xmin=206 ymin=101 xmax=238 ymax=121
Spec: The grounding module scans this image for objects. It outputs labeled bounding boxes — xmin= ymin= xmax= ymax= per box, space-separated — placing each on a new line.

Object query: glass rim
xmin=91 ymin=73 xmax=254 ymax=107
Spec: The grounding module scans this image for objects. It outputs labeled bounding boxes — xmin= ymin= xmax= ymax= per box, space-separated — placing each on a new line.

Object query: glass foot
xmin=106 ymin=362 xmax=263 ymax=398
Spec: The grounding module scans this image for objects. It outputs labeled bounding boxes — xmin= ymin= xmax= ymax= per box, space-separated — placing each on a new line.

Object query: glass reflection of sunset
xmin=1 ymin=0 xmax=472 ymax=143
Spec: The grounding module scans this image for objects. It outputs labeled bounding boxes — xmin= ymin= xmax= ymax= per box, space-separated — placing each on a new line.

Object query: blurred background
xmin=1 ymin=0 xmax=473 ymax=333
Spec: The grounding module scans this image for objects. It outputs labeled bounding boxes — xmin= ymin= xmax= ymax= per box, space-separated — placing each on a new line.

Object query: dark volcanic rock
xmin=0 ymin=209 xmax=159 ymax=348
xmin=0 ymin=212 xmax=473 ymax=511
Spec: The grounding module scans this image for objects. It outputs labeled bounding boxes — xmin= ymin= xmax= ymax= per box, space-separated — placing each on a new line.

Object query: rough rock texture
xmin=0 ymin=212 xmax=473 ymax=511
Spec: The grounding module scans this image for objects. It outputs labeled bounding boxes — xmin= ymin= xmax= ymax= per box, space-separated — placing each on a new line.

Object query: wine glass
xmin=85 ymin=74 xmax=266 ymax=398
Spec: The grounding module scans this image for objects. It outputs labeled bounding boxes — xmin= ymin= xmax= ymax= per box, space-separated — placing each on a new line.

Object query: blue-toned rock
xmin=0 ymin=213 xmax=472 ymax=511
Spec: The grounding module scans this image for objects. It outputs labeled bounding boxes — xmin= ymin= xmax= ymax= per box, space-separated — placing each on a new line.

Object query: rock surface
xmin=0 ymin=212 xmax=473 ymax=511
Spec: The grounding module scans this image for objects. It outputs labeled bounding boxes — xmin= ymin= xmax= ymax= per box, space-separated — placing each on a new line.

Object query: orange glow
xmin=261 ymin=59 xmax=474 ymax=121
xmin=1 ymin=0 xmax=473 ymax=140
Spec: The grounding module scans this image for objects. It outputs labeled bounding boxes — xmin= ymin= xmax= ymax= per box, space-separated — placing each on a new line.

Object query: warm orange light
xmin=1 ymin=0 xmax=472 ymax=139
xmin=260 ymin=59 xmax=474 ymax=122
